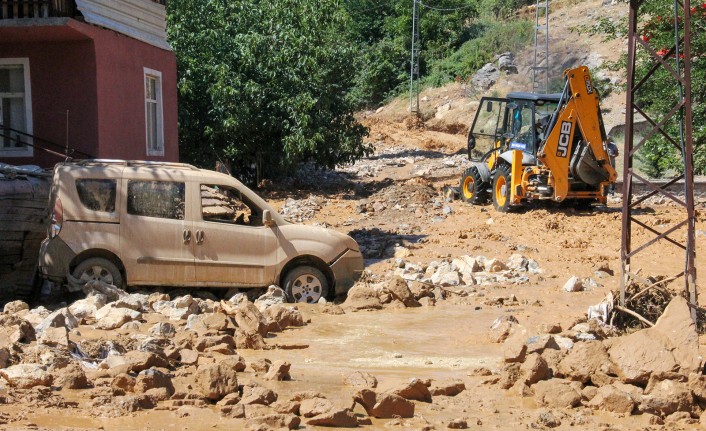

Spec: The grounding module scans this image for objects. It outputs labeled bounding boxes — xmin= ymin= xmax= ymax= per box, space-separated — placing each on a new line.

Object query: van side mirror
xmin=263 ymin=210 xmax=275 ymax=227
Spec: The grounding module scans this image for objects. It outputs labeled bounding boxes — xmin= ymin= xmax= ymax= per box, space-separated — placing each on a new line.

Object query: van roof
xmin=67 ymin=159 xmax=201 ymax=170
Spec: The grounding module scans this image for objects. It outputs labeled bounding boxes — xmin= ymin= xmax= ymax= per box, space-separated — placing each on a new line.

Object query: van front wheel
xmin=283 ymin=266 xmax=329 ymax=304
xmin=72 ymin=257 xmax=124 ymax=289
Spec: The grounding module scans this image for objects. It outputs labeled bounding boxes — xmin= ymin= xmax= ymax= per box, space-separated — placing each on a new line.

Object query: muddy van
xmin=39 ymin=160 xmax=364 ymax=303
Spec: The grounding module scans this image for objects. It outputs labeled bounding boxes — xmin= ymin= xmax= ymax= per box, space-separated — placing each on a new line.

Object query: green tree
xmin=166 ymin=0 xmax=370 ymax=182
xmin=634 ymin=1 xmax=705 ymax=177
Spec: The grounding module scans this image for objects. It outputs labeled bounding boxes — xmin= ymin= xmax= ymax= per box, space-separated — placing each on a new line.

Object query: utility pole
xmin=409 ymin=0 xmax=420 ymax=113
xmin=531 ymin=0 xmax=549 ymax=93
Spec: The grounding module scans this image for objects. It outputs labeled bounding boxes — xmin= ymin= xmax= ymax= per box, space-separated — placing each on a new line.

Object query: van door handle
xmin=183 ymin=229 xmax=191 ymax=244
xmin=196 ymin=230 xmax=205 ymax=245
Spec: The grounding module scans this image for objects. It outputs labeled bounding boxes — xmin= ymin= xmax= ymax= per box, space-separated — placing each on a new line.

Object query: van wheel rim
xmin=291 ymin=274 xmax=322 ymax=303
xmin=79 ymin=266 xmax=114 ymax=285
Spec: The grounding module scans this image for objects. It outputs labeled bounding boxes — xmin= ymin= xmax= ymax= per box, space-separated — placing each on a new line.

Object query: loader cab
xmin=467 ymin=93 xmax=561 ymax=163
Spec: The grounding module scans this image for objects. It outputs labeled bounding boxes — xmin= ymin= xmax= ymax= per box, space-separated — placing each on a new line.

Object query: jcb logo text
xmin=556 ymin=121 xmax=572 ymax=158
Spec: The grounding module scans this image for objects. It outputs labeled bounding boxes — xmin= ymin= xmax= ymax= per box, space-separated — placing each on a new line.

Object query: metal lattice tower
xmin=531 ymin=0 xmax=549 ymax=94
xmin=409 ymin=0 xmax=421 ymax=113
xmin=621 ymin=0 xmax=697 ymax=318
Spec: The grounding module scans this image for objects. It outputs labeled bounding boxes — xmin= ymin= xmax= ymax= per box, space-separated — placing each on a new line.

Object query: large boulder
xmin=0 ymin=315 xmax=35 ymax=347
xmin=300 ymin=397 xmax=334 ymax=418
xmin=342 ymin=284 xmax=382 ymax=311
xmin=472 ymin=63 xmax=500 ymax=90
xmin=307 ymin=408 xmax=359 ymax=428
xmin=95 ymin=306 xmax=142 ymax=330
xmin=391 ymin=378 xmax=432 ymax=402
xmin=263 ymin=304 xmax=305 ymax=332
xmin=608 ymin=296 xmax=700 ymax=385
xmin=353 ymin=389 xmax=414 ymax=419
xmin=232 ymin=300 xmax=269 ymax=337
xmin=557 ymin=340 xmax=615 ymax=384
xmin=186 ymin=312 xmax=230 ymax=334
xmin=195 ymin=359 xmax=239 ymax=401
xmin=521 ymin=353 xmax=550 ymax=385
xmin=254 ymin=285 xmax=288 ymax=311
xmin=343 ymin=371 xmax=378 ymax=389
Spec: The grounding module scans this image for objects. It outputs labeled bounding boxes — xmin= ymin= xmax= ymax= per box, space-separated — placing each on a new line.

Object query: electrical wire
xmin=416 ymin=0 xmax=474 ymax=12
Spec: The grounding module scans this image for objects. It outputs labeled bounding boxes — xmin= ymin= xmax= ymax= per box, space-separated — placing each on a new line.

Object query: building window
xmin=0 ymin=58 xmax=33 ymax=157
xmin=144 ymin=68 xmax=164 ymax=157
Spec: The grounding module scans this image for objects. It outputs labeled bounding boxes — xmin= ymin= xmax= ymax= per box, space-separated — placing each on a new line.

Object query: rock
xmin=472 ymin=63 xmax=499 ymax=90
xmin=0 ymin=315 xmax=35 ymax=347
xmin=688 ymin=372 xmax=706 ymax=402
xmin=231 ymin=301 xmax=269 ymax=337
xmin=534 ymin=409 xmax=561 ymax=428
xmin=52 ymin=363 xmax=90 ymax=389
xmin=354 ymin=389 xmax=414 ymax=419
xmin=265 ymin=361 xmax=291 ymax=381
xmin=235 ymin=329 xmax=266 ymax=350
xmin=0 ymin=347 xmax=9 ymax=368
xmin=179 ymin=349 xmax=199 ymax=365
xmin=525 ymin=335 xmax=560 ymax=355
xmin=608 ymin=327 xmax=678 ymax=384
xmin=217 ymin=393 xmax=242 ymax=407
xmin=507 ymin=254 xmax=528 ymax=271
xmin=521 ymin=353 xmax=550 ymax=385
xmin=431 ymin=263 xmax=459 ymax=286
xmin=241 ymin=384 xmax=278 ymax=406
xmin=250 ymin=358 xmax=272 ymax=374
xmin=385 ymin=277 xmax=420 ymax=307
xmin=502 ymin=327 xmax=528 ymax=363
xmin=430 ymin=380 xmax=465 ymax=397
xmin=562 ymin=276 xmax=583 ymax=292
xmin=488 ymin=315 xmax=519 ymax=343
xmin=103 ymin=351 xmax=169 ymax=374
xmin=38 ymin=326 xmax=68 ymax=347
xmin=186 ymin=312 xmax=229 ymax=334
xmin=95 ymin=306 xmax=142 ymax=330
xmin=447 ymin=418 xmax=468 ymax=429
xmin=587 ymin=384 xmax=635 ymax=414
xmin=497 ymin=52 xmax=518 ymax=74
xmin=135 ymin=369 xmax=174 ymax=397
xmin=245 ymin=414 xmax=300 ymax=431
xmin=641 ymin=377 xmax=693 ymax=416
xmin=3 ymin=300 xmax=29 ymax=314
xmin=307 ymin=408 xmax=358 ymax=428
xmin=112 ymin=373 xmax=136 ymax=392
xmin=342 ymin=283 xmax=382 ymax=311
xmin=67 ymin=296 xmax=105 ymax=322
xmin=195 ymin=360 xmax=239 ymax=401
xmin=557 ymin=340 xmax=615 ymax=384
xmin=149 ymin=322 xmax=176 ymax=337
xmin=254 ymin=285 xmax=288 ymax=312
xmin=113 ymin=293 xmax=149 ymax=311
xmin=264 ymin=304 xmax=305 ymax=332
xmin=0 ymin=364 xmax=52 ymax=389
xmin=391 ymin=378 xmax=432 ymax=402
xmin=299 ymin=397 xmax=333 ymax=418
xmin=484 ymin=258 xmax=508 ymax=273
xmin=499 ymin=363 xmax=521 ymax=389
xmin=532 ymin=379 xmax=582 ymax=409
xmin=343 ymin=371 xmax=378 ymax=389
xmin=82 ymin=279 xmax=127 ymax=302
xmin=652 ymin=296 xmax=702 ymax=374
xmin=36 ymin=308 xmax=78 ymax=334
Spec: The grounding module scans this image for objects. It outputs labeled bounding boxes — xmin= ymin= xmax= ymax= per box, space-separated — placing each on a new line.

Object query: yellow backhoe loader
xmin=460 ymin=65 xmax=617 ymax=212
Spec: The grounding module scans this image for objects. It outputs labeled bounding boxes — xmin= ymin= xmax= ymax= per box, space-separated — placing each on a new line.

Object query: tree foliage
xmin=166 ymin=0 xmax=370 ymax=182
xmin=634 ymin=1 xmax=705 ymax=177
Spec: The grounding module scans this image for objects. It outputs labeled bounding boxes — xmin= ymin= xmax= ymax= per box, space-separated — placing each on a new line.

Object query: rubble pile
xmin=355 ymin=180 xmax=439 ymax=218
xmin=0 ymin=281 xmax=479 ymax=428
xmin=340 ymin=146 xmax=423 ymax=178
xmin=279 ymin=195 xmax=326 ymax=223
xmin=484 ymin=296 xmax=706 ymax=424
xmin=342 ymin=253 xmax=542 ymax=311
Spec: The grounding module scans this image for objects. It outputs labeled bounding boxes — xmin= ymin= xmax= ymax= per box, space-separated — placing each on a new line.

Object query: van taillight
xmin=50 ymin=198 xmax=63 ymax=238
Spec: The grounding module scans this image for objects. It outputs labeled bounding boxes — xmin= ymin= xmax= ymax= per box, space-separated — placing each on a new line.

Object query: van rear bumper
xmin=330 ymin=249 xmax=364 ymax=296
xmin=39 ymin=237 xmax=75 ymax=282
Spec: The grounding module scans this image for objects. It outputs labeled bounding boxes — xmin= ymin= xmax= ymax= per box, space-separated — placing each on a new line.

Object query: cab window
xmin=509 ymin=102 xmax=535 ymax=154
xmin=201 ymin=184 xmax=262 ymax=227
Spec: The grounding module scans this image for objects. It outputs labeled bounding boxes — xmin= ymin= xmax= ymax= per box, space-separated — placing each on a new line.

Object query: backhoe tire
xmin=492 ymin=164 xmax=513 ymax=213
xmin=460 ymin=168 xmax=488 ymax=204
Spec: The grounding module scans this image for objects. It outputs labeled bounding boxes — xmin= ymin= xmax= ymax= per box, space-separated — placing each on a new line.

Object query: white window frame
xmin=0 ymin=58 xmax=33 ymax=158
xmin=143 ymin=67 xmax=164 ymax=157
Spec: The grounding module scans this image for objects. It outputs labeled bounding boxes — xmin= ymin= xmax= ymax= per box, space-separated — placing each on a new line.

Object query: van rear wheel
xmin=283 ymin=266 xmax=329 ymax=304
xmin=72 ymin=257 xmax=123 ymax=289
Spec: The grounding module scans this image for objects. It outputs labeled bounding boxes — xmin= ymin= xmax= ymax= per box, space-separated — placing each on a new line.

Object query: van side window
xmin=201 ymin=184 xmax=261 ymax=226
xmin=127 ymin=180 xmax=185 ymax=220
xmin=76 ymin=179 xmax=116 ymax=213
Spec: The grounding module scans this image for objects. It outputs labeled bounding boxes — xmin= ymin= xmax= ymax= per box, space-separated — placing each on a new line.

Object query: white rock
xmin=95 ymin=307 xmax=142 ymax=330
xmin=254 ymin=285 xmax=288 ymax=312
xmin=0 ymin=364 xmax=52 ymax=389
xmin=35 ymin=308 xmax=78 ymax=334
xmin=563 ymin=276 xmax=584 ymax=292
